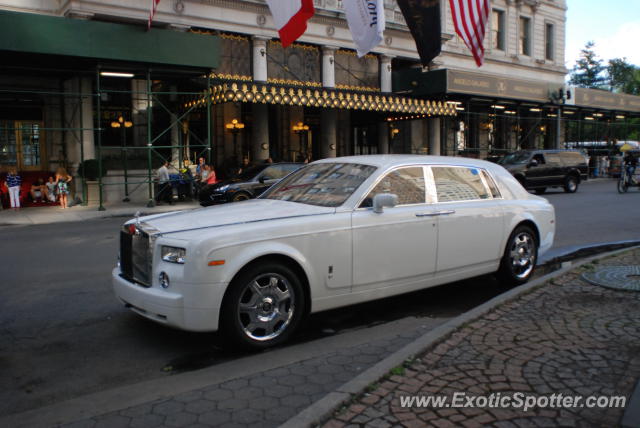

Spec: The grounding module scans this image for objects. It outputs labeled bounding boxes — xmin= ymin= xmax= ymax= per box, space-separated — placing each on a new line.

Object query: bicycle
xmin=618 ymin=166 xmax=639 ymax=193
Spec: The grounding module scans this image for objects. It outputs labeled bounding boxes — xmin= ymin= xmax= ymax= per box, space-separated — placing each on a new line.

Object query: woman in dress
xmin=55 ymin=167 xmax=72 ymax=209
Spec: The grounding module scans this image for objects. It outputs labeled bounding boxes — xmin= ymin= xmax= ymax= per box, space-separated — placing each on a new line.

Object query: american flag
xmin=449 ymin=0 xmax=491 ymax=67
xmin=148 ymin=0 xmax=161 ymax=29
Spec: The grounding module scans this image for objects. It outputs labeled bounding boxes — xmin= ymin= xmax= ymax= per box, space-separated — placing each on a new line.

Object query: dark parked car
xmin=499 ymin=150 xmax=588 ymax=194
xmin=199 ymin=162 xmax=302 ymax=206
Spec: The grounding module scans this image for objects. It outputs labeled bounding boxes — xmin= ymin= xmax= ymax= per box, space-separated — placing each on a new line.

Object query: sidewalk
xmin=314 ymin=247 xmax=640 ymax=428
xmin=0 ymin=200 xmax=199 ymax=226
xmin=1 ymin=247 xmax=638 ymax=427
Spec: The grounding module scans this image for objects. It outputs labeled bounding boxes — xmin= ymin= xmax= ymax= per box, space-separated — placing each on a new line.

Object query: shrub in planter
xmin=77 ymin=159 xmax=108 ymax=181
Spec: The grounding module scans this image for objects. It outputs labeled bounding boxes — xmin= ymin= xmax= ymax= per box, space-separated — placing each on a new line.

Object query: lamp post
xmin=111 ymin=115 xmax=133 ymax=202
xmin=225 ymin=118 xmax=245 ymax=164
xmin=292 ymin=121 xmax=309 ymax=161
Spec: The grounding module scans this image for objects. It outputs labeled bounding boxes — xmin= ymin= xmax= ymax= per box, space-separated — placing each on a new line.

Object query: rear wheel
xmin=497 ymin=226 xmax=538 ymax=286
xmin=617 ymin=176 xmax=629 ymax=193
xmin=231 ymin=192 xmax=251 ymax=202
xmin=221 ymin=262 xmax=304 ymax=350
xmin=564 ymin=175 xmax=579 ymax=193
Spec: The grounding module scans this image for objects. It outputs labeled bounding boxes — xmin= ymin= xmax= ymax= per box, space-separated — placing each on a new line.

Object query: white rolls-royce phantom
xmin=113 ymin=155 xmax=555 ymax=349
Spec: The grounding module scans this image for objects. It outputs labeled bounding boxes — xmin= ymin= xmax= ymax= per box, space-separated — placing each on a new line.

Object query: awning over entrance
xmin=186 ymin=82 xmax=458 ymax=116
xmin=0 ymin=10 xmax=220 ymax=69
xmin=394 ymin=69 xmax=556 ymax=104
xmin=570 ymin=88 xmax=640 ymax=113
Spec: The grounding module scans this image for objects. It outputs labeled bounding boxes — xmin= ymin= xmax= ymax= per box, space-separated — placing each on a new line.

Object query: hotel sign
xmin=446 ymin=70 xmax=550 ymax=103
xmin=574 ymin=88 xmax=640 ymax=113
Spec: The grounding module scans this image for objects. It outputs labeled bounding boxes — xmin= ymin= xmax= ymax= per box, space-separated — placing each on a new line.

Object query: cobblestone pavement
xmin=60 ymin=320 xmax=443 ymax=428
xmin=324 ymin=249 xmax=640 ymax=428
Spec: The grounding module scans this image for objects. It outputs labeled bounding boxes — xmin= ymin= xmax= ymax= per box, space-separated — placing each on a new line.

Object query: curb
xmin=279 ymin=245 xmax=640 ymax=428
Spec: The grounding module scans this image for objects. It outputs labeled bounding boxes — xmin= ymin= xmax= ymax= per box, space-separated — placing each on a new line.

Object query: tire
xmin=231 ymin=192 xmax=250 ymax=202
xmin=617 ymin=177 xmax=628 ymax=193
xmin=534 ymin=188 xmax=546 ymax=195
xmin=564 ymin=175 xmax=579 ymax=193
xmin=496 ymin=225 xmax=538 ymax=286
xmin=221 ymin=262 xmax=304 ymax=350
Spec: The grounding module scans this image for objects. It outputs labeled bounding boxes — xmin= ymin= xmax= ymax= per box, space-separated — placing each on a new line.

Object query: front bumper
xmin=112 ymin=268 xmax=225 ymax=332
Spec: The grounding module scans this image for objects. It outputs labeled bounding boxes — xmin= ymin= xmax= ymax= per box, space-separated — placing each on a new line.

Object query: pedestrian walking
xmin=55 ymin=167 xmax=73 ymax=209
xmin=6 ymin=167 xmax=22 ymax=210
xmin=156 ymin=160 xmax=172 ymax=204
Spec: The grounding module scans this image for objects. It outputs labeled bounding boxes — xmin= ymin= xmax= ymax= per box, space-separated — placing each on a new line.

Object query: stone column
xmin=322 ymin=46 xmax=337 ymax=88
xmin=380 ymin=55 xmax=394 ymax=93
xmin=429 ymin=118 xmax=441 ymax=156
xmin=320 ymin=46 xmax=338 ymax=159
xmin=251 ymin=36 xmax=269 ymax=162
xmin=80 ymin=78 xmax=95 ymax=161
xmin=320 ymin=110 xmax=337 ymax=158
xmin=252 ymin=36 xmax=268 ymax=83
xmin=131 ymin=79 xmax=148 ymax=148
xmin=378 ymin=122 xmax=389 ymax=154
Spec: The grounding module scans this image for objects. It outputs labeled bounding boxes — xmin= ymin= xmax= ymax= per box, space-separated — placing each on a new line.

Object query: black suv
xmin=499 ymin=150 xmax=588 ymax=194
xmin=199 ymin=162 xmax=302 ymax=206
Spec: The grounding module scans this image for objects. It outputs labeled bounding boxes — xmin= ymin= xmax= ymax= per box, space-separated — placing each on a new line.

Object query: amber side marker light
xmin=208 ymin=260 xmax=226 ymax=266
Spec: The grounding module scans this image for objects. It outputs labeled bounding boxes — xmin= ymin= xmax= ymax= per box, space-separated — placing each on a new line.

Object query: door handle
xmin=415 ymin=210 xmax=456 ymax=217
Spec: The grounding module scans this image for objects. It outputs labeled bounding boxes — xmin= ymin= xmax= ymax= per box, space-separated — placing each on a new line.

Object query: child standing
xmin=6 ymin=167 xmax=22 ymax=210
xmin=55 ymin=167 xmax=72 ymax=209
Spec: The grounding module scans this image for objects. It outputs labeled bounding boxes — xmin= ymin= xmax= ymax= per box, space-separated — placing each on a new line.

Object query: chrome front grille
xmin=120 ymin=223 xmax=154 ymax=287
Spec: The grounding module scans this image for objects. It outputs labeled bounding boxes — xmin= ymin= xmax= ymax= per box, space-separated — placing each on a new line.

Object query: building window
xmin=491 ymin=9 xmax=505 ymax=51
xmin=545 ymin=23 xmax=555 ymax=61
xmin=519 ymin=17 xmax=531 ymax=56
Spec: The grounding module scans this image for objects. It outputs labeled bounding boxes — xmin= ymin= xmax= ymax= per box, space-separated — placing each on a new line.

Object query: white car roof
xmin=313 ymin=154 xmax=498 ymax=170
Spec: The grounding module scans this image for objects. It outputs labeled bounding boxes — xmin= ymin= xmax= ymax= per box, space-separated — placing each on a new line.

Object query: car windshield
xmin=261 ymin=163 xmax=377 ymax=207
xmin=499 ymin=152 xmax=531 ymax=165
xmin=238 ymin=165 xmax=268 ymax=181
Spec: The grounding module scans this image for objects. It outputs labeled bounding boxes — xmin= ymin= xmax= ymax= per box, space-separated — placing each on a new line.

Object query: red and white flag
xmin=449 ymin=0 xmax=491 ymax=66
xmin=265 ymin=0 xmax=315 ymax=47
xmin=148 ymin=0 xmax=161 ymax=29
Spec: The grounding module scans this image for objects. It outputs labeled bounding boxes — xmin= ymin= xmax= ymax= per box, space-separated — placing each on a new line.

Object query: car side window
xmin=261 ymin=166 xmax=288 ymax=181
xmin=360 ymin=167 xmax=425 ymax=208
xmin=532 ymin=154 xmax=545 ymax=165
xmin=481 ymin=170 xmax=501 ymax=198
xmin=432 ymin=166 xmax=491 ymax=202
xmin=545 ymin=153 xmax=562 ymax=166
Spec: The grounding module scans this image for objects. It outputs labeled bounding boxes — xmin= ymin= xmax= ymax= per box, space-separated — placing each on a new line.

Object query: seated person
xmin=30 ymin=178 xmax=46 ymax=203
xmin=45 ymin=176 xmax=57 ymax=202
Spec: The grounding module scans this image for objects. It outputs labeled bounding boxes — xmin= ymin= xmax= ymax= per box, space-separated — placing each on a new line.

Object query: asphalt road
xmin=1 ymin=178 xmax=638 ymax=417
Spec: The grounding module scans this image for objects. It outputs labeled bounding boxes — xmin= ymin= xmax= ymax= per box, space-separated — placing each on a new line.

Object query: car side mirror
xmin=258 ymin=176 xmax=266 ymax=183
xmin=372 ymin=193 xmax=398 ymax=214
xmin=529 ymin=159 xmax=539 ymax=167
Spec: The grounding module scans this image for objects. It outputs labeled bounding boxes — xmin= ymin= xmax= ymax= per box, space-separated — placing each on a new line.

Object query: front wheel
xmin=564 ymin=176 xmax=579 ymax=193
xmin=231 ymin=192 xmax=251 ymax=202
xmin=496 ymin=226 xmax=538 ymax=286
xmin=617 ymin=176 xmax=629 ymax=193
xmin=221 ymin=262 xmax=304 ymax=350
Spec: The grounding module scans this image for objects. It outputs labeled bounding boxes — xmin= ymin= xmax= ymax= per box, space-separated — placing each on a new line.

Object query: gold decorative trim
xmin=335 ymin=84 xmax=380 ymax=93
xmin=336 ymin=49 xmax=377 ymax=60
xmin=268 ymin=40 xmax=320 ymax=51
xmin=267 ymin=78 xmax=322 ymax=88
xmin=184 ymin=83 xmax=458 ymax=117
xmin=211 ymin=73 xmax=253 ymax=81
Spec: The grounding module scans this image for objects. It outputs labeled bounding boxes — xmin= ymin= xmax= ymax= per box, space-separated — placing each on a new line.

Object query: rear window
xmin=558 ymin=152 xmax=586 ymax=165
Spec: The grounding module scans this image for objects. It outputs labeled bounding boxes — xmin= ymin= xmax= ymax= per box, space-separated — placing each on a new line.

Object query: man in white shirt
xmin=156 ymin=161 xmax=172 ymax=204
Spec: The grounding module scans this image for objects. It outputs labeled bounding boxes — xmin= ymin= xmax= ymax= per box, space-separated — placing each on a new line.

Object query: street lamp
xmin=293 ymin=121 xmax=310 ymax=161
xmin=225 ymin=118 xmax=245 ymax=163
xmin=111 ymin=116 xmax=133 ymax=202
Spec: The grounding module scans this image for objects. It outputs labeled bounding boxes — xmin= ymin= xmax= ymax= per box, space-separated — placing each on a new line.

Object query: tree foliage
xmin=569 ymin=41 xmax=607 ymax=89
xmin=607 ymin=57 xmax=640 ymax=95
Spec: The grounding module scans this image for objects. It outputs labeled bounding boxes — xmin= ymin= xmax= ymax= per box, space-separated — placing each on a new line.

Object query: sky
xmin=565 ymin=0 xmax=640 ymax=69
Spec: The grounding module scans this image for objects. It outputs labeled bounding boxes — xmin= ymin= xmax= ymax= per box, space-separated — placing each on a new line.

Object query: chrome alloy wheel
xmin=237 ymin=273 xmax=295 ymax=342
xmin=509 ymin=232 xmax=536 ymax=280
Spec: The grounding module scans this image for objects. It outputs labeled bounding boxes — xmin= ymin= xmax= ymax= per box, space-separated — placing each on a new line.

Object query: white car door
xmin=429 ymin=166 xmax=505 ymax=274
xmin=351 ymin=166 xmax=438 ymax=290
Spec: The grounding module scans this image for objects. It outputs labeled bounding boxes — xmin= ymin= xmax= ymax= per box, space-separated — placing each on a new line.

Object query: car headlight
xmin=216 ymin=184 xmax=229 ymax=192
xmin=161 ymin=246 xmax=186 ymax=264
